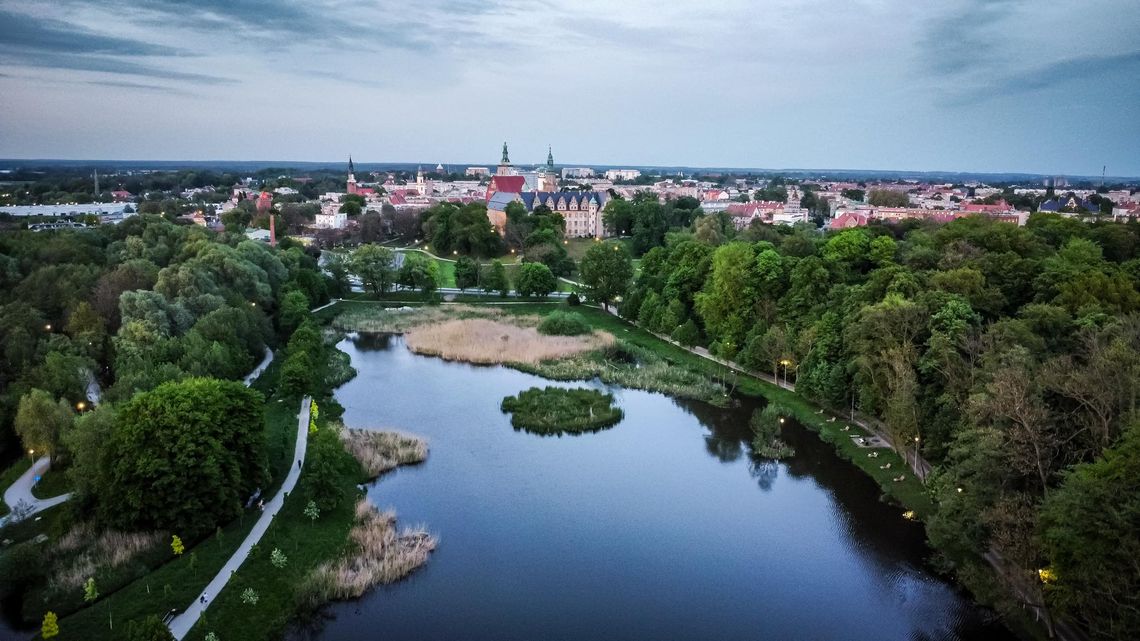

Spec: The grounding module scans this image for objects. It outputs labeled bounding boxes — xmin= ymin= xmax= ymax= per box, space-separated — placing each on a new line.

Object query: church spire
xmin=501 ymin=142 xmax=510 ymax=165
xmin=348 ymin=155 xmax=355 ymax=174
xmin=546 ymin=145 xmax=554 ymax=169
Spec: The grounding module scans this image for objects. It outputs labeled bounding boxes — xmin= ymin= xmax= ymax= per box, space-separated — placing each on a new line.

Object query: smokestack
xmin=269 ymin=213 xmax=277 ymax=247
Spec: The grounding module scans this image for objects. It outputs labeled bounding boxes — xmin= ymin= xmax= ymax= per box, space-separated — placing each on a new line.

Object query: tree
xmin=84 ymin=577 xmax=99 ymax=602
xmin=579 ymin=243 xmax=633 ymax=309
xmin=270 ymin=548 xmax=288 ymax=569
xmin=396 ymin=253 xmax=440 ymax=299
xmin=481 ymin=260 xmax=510 ymax=297
xmin=695 ymin=243 xmax=756 ymax=357
xmin=171 ymin=535 xmax=185 ymax=556
xmin=277 ymin=289 xmax=310 ymax=336
xmin=304 ymin=500 xmax=320 ymax=525
xmin=241 ymin=588 xmax=260 ymax=605
xmin=42 ymin=611 xmax=59 ymax=639
xmin=123 ymin=615 xmax=175 ymax=641
xmin=101 ymin=378 xmax=267 ymax=539
xmin=1040 ymin=422 xmax=1140 ymax=641
xmin=868 ymin=189 xmax=909 ymax=207
xmin=515 ymin=262 xmax=557 ymax=298
xmin=324 ymin=253 xmax=350 ymax=297
xmin=454 ymin=256 xmax=479 ymax=290
xmin=14 ymin=389 xmax=73 ymax=457
xmin=349 ymin=245 xmax=395 ymax=296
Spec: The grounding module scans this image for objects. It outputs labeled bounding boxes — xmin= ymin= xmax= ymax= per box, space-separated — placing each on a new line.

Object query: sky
xmin=1 ymin=0 xmax=1138 ymax=177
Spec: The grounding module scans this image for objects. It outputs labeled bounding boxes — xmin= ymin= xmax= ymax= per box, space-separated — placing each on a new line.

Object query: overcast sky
xmin=1 ymin=0 xmax=1138 ymax=176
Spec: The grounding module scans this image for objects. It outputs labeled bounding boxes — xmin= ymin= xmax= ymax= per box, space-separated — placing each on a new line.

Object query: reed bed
xmin=340 ymin=428 xmax=428 ymax=480
xmin=297 ymin=500 xmax=436 ymax=609
xmin=405 ymin=318 xmax=613 ymax=365
xmin=334 ymin=304 xmax=506 ymax=334
xmin=48 ymin=525 xmax=166 ymax=592
xmin=501 ymin=387 xmax=623 ymax=435
xmin=513 ymin=344 xmax=723 ymax=401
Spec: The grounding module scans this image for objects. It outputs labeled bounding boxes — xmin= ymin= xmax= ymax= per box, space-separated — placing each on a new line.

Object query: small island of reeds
xmin=500 ymin=386 xmax=624 ymax=435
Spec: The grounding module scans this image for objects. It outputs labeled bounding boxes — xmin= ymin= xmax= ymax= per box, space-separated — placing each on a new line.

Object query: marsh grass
xmin=405 ymin=318 xmax=613 ymax=365
xmin=48 ymin=525 xmax=167 ymax=594
xmin=513 ymin=343 xmax=723 ymax=401
xmin=334 ymin=304 xmax=506 ymax=334
xmin=297 ymin=500 xmax=436 ymax=609
xmin=340 ymin=428 xmax=428 ymax=480
xmin=501 ymin=387 xmax=623 ymax=435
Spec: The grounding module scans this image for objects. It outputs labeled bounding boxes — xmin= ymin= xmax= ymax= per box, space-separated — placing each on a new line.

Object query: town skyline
xmin=2 ymin=1 xmax=1138 ymax=176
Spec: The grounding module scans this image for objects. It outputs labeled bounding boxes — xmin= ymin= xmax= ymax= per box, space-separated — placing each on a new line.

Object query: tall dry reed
xmin=340 ymin=429 xmax=428 ymax=480
xmin=405 ymin=318 xmax=612 ymax=365
xmin=297 ymin=500 xmax=436 ymax=610
xmin=48 ymin=526 xmax=166 ymax=592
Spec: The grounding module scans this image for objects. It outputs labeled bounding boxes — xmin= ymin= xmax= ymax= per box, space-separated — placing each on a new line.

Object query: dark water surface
xmin=308 ymin=333 xmax=1014 ymax=641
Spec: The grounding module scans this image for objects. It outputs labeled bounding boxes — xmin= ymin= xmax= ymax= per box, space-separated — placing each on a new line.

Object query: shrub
xmin=500 ymin=386 xmax=623 ymax=435
xmin=537 ymin=311 xmax=591 ymax=336
xmin=750 ymin=405 xmax=795 ymax=459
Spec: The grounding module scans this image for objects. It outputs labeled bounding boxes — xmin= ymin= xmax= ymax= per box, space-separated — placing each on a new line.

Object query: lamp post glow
xmin=778 ymin=359 xmax=792 ymax=387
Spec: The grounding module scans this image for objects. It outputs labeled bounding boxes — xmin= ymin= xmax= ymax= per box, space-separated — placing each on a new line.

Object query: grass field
xmin=0 ymin=458 xmax=32 ymax=516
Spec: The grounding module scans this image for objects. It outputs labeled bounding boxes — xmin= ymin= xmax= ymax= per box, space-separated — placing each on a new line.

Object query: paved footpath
xmin=0 ymin=457 xmax=71 ymax=527
xmin=168 ymin=395 xmax=311 ymax=640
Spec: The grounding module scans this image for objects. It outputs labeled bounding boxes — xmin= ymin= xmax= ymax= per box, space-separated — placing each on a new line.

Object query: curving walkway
xmin=168 ymin=395 xmax=311 ymax=640
xmin=0 ymin=457 xmax=71 ymax=527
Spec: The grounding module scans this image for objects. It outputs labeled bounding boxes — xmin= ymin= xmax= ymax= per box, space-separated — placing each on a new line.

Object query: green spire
xmin=546 ymin=145 xmax=554 ymax=169
xmin=501 ymin=142 xmax=510 ymax=165
xmin=348 ymin=155 xmax=355 ymax=174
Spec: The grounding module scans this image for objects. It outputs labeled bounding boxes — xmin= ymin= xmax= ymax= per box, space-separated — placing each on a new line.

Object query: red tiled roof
xmin=486 ymin=175 xmax=526 ymax=201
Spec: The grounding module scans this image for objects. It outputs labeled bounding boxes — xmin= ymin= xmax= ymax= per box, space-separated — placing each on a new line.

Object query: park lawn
xmin=0 ymin=458 xmax=32 ymax=516
xmin=30 ymin=465 xmax=70 ymax=500
xmin=184 ymin=406 xmax=360 ymax=641
xmin=51 ymin=393 xmax=303 ymax=641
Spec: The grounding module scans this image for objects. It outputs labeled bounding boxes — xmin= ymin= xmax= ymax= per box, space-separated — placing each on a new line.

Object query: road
xmin=0 ymin=457 xmax=71 ymax=527
xmin=167 ymin=395 xmax=311 ymax=640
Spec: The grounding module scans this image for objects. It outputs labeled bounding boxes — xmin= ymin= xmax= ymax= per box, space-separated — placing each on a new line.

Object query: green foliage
xmin=101 ymin=378 xmax=266 ymax=539
xmin=270 ymin=547 xmax=288 ymax=569
xmin=500 ymin=387 xmax=624 ymax=435
xmin=579 ymin=243 xmax=633 ymax=306
xmin=42 ymin=611 xmax=59 ymax=639
xmin=515 ymin=262 xmax=557 ymax=298
xmin=480 ymin=260 xmax=510 ymax=297
xmin=349 ymin=244 xmax=395 ymax=296
xmin=240 ymin=588 xmax=260 ymax=605
xmin=14 ymin=388 xmax=73 ymax=456
xmin=537 ymin=311 xmax=591 ymax=336
xmin=301 ymin=426 xmax=353 ymax=511
xmin=749 ymin=405 xmax=796 ymax=459
xmin=867 ymin=189 xmax=910 ymax=207
xmin=83 ymin=577 xmax=99 ymax=603
xmin=421 ymin=202 xmax=503 ymax=257
xmin=1040 ymin=423 xmax=1140 ymax=640
xmin=454 ymin=256 xmax=479 ymax=290
xmin=396 ymin=253 xmax=440 ymax=299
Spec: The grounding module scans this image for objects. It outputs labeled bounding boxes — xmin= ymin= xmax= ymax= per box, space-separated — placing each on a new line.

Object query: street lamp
xmin=44 ymin=324 xmax=52 ymax=332
xmin=778 ymin=359 xmax=792 ymax=387
xmin=28 ymin=448 xmax=35 ymax=463
xmin=76 ymin=401 xmax=86 ymax=411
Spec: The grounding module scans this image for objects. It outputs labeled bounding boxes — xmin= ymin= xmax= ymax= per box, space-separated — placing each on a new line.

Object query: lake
xmin=305 ymin=332 xmax=1014 ymax=641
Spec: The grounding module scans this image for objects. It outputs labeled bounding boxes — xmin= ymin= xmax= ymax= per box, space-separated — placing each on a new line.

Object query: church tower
xmin=347 ymin=156 xmax=358 ymax=195
xmin=539 ymin=145 xmax=558 ymax=192
xmin=496 ymin=142 xmax=514 ymax=176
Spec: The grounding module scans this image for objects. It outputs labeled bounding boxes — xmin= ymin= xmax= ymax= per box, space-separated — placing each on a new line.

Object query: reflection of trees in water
xmin=749 ymin=458 xmax=780 ymax=491
xmin=350 ymin=332 xmax=395 ymax=351
xmin=704 ymin=432 xmax=744 ymax=462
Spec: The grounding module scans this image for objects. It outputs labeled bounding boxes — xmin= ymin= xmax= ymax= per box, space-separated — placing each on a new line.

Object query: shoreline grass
xmin=501 ymin=387 xmax=623 ymax=436
xmin=339 ymin=428 xmax=428 ymax=480
xmin=296 ymin=500 xmax=436 ymax=610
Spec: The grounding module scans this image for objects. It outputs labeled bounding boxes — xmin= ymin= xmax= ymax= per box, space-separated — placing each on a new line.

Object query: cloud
xmin=6 ymin=52 xmax=233 ymax=84
xmin=0 ymin=8 xmax=181 ymax=56
xmin=946 ymin=50 xmax=1140 ymax=106
xmin=918 ymin=0 xmax=1024 ymax=76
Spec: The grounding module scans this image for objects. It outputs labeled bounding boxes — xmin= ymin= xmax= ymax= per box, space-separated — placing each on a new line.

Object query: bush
xmin=537 ymin=311 xmax=591 ymax=336
xmin=500 ymin=387 xmax=623 ymax=435
xmin=750 ymin=405 xmax=795 ymax=459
